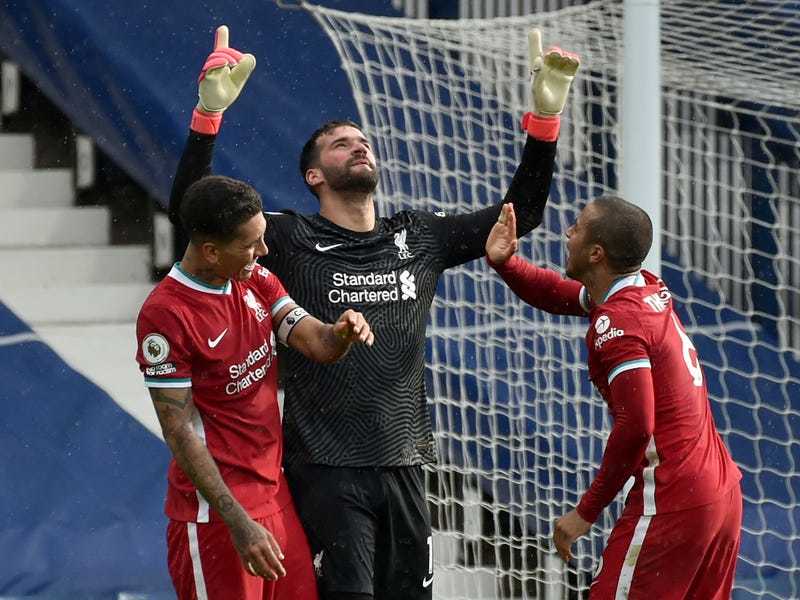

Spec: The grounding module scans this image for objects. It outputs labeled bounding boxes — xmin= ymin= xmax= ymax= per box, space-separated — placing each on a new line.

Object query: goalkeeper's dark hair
xmin=180 ymin=175 xmax=263 ymax=244
xmin=586 ymin=195 xmax=653 ymax=272
xmin=299 ymin=119 xmax=364 ymax=198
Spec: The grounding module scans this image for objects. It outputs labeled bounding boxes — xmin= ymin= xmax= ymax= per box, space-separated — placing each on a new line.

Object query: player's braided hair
xmin=181 ymin=175 xmax=263 ymax=243
xmin=299 ymin=119 xmax=364 ymax=198
xmin=587 ymin=195 xmax=653 ymax=272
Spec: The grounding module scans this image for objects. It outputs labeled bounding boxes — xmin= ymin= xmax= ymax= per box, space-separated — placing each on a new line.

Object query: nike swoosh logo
xmin=207 ymin=328 xmax=228 ymax=348
xmin=315 ymin=242 xmax=343 ymax=252
xmin=422 ymin=575 xmax=433 ymax=588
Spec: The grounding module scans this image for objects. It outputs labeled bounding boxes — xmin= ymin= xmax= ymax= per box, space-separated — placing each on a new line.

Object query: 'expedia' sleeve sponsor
xmin=425 ymin=137 xmax=557 ymax=270
xmin=589 ymin=307 xmax=651 ymax=389
xmin=136 ymin=304 xmax=193 ymax=388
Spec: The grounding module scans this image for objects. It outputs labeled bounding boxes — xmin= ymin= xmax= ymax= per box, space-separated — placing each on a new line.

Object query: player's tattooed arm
xmin=149 ymin=387 xmax=243 ymax=519
xmin=148 ymin=387 xmax=287 ymax=579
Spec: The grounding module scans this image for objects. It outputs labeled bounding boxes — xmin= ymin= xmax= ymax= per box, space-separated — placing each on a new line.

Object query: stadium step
xmin=0 ymin=133 xmax=34 ymax=169
xmin=0 ymin=111 xmax=158 ymax=454
xmin=0 ymin=245 xmax=151 ymax=285
xmin=0 ymin=206 xmax=110 ymax=246
xmin=0 ymin=168 xmax=74 ymax=208
xmin=35 ymin=322 xmax=162 ymax=438
xmin=3 ymin=282 xmax=154 ymax=325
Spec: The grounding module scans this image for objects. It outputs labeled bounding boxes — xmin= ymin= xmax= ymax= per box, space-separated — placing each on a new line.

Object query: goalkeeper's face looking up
xmin=566 ymin=195 xmax=653 ymax=282
xmin=300 ymin=122 xmax=379 ymax=200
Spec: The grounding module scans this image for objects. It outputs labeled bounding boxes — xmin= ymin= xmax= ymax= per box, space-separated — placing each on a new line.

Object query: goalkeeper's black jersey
xmin=170 ymin=132 xmax=556 ymax=467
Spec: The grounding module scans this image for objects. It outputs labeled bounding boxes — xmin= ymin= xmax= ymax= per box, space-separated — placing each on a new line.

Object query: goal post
xmin=622 ymin=0 xmax=661 ymax=274
xmin=304 ymin=1 xmax=800 ymax=598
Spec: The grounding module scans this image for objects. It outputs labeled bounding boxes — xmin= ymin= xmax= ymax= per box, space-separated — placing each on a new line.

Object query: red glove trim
xmin=198 ymin=48 xmax=245 ymax=83
xmin=520 ymin=112 xmax=560 ymax=142
xmin=190 ymin=108 xmax=223 ymax=135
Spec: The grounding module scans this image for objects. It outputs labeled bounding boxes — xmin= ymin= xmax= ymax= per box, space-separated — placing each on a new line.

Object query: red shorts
xmin=589 ymin=485 xmax=742 ymax=600
xmin=166 ymin=500 xmax=318 ymax=600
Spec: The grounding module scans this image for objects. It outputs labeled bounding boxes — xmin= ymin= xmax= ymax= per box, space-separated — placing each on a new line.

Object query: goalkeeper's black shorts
xmin=285 ymin=463 xmax=433 ymax=600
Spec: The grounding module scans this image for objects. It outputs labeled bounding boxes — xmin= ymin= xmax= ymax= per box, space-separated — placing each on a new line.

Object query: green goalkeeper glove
xmin=191 ymin=25 xmax=256 ymax=135
xmin=521 ymin=29 xmax=580 ymax=141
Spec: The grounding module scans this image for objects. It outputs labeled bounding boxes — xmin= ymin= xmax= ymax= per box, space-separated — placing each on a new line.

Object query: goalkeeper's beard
xmin=322 ymin=162 xmax=379 ymax=196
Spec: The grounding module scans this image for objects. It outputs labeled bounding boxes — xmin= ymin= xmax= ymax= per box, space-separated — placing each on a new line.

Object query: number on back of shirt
xmin=671 ymin=313 xmax=703 ymax=386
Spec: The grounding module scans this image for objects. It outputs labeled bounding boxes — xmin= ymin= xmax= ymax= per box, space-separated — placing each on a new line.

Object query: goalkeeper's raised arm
xmin=169 ymin=25 xmax=255 ymax=226
xmin=429 ymin=29 xmax=580 ymax=270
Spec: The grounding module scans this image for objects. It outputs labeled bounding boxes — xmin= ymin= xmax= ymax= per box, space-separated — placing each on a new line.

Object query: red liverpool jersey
xmin=583 ymin=271 xmax=741 ymax=518
xmin=136 ymin=263 xmax=294 ymax=522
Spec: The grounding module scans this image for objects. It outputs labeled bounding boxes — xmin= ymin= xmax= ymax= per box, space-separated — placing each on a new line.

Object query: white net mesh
xmin=306 ymin=1 xmax=800 ymax=597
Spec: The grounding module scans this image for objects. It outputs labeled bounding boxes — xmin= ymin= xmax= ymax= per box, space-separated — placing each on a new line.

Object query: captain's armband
xmin=277 ymin=306 xmax=310 ymax=346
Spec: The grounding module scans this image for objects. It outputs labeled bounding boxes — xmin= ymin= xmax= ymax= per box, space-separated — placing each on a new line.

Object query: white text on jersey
xmin=226 ymin=333 xmax=277 ymax=395
xmin=595 ymin=327 xmax=625 ymax=349
xmin=328 ymin=270 xmax=417 ymax=304
xmin=643 ymin=288 xmax=671 ymax=312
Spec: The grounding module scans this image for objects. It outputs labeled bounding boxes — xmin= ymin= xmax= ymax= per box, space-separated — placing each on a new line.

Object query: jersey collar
xmin=600 ymin=271 xmax=646 ymax=304
xmin=167 ymin=263 xmax=232 ymax=295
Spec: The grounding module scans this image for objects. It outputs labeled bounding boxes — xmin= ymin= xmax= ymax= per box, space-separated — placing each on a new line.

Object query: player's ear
xmin=200 ymin=240 xmax=222 ymax=265
xmin=305 ymin=167 xmax=324 ymax=189
xmin=589 ymin=243 xmax=605 ymax=265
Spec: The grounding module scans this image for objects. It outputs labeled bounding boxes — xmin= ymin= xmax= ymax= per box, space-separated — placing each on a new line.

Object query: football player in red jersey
xmin=485 ymin=197 xmax=742 ymax=599
xmin=136 ymin=175 xmax=373 ymax=600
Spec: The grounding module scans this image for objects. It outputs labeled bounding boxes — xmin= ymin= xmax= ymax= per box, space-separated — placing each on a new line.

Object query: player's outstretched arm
xmin=485 ymin=204 xmax=586 ymax=316
xmin=277 ymin=305 xmax=374 ymax=363
xmin=168 ymin=25 xmax=255 ymax=227
xmin=432 ymin=30 xmax=579 ymax=268
xmin=149 ymin=386 xmax=286 ymax=580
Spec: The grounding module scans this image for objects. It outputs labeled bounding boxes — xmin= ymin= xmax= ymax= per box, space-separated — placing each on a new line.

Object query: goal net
xmin=306 ymin=1 xmax=800 ymax=597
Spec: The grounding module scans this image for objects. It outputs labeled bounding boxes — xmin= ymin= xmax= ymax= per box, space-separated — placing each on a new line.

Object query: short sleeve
xmin=135 ymin=304 xmax=193 ymax=388
xmin=590 ymin=308 xmax=651 ymax=387
xmin=251 ymin=266 xmax=293 ymax=316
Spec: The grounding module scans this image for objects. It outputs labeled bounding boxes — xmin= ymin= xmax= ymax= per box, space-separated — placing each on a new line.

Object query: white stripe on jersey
xmin=187 ymin=523 xmax=209 ymax=600
xmin=168 ymin=263 xmax=232 ymax=295
xmin=191 ymin=408 xmax=210 ymax=523
xmin=602 ymin=272 xmax=646 ymax=304
xmin=615 ymin=515 xmax=652 ymax=599
xmin=144 ymin=378 xmax=191 ymax=388
xmin=607 ymin=359 xmax=652 ymax=385
xmin=642 ymin=436 xmax=661 ymax=515
xmin=271 ymin=295 xmax=293 ymax=316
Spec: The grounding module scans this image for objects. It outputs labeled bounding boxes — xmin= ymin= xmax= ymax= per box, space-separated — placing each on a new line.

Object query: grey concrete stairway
xmin=0 ymin=132 xmax=161 ymax=436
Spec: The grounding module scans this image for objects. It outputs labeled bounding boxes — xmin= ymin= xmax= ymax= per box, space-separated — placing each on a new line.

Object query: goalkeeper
xmin=170 ymin=25 xmax=579 ymax=600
